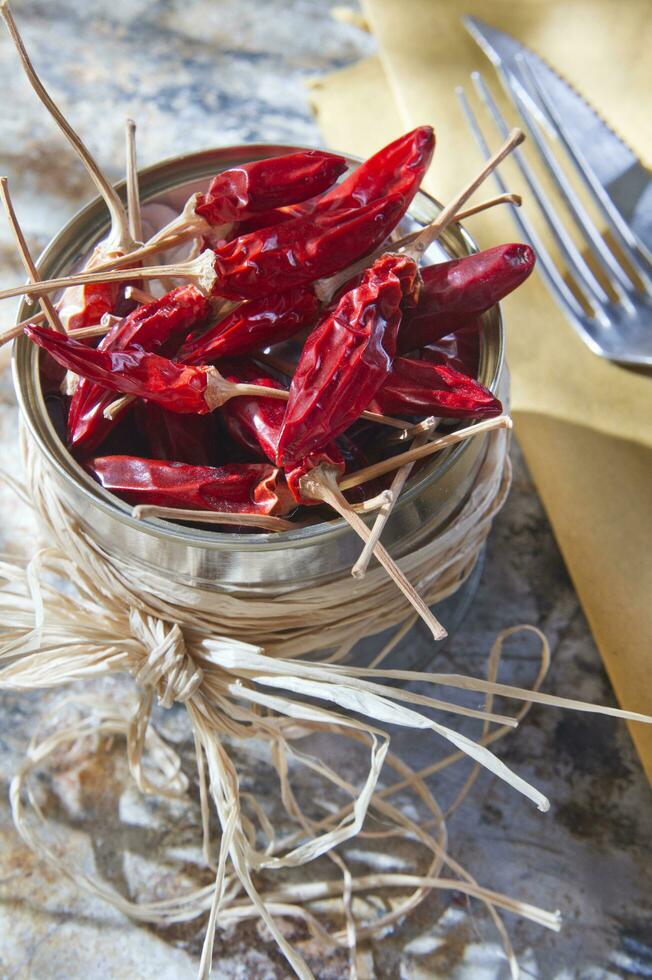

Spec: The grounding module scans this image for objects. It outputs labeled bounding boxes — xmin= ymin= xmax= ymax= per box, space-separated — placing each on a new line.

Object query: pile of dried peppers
xmin=0 ymin=0 xmax=535 ymax=636
xmin=11 ymin=138 xmax=535 ymax=514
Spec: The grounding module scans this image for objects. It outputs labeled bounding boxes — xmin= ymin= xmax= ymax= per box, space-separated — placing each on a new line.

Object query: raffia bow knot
xmin=129 ymin=608 xmax=203 ymax=708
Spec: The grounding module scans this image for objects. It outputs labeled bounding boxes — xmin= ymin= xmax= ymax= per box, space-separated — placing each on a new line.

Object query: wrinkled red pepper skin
xmin=67 ymin=286 xmax=213 ymax=451
xmin=276 ymin=253 xmax=418 ymax=465
xmin=87 ymin=456 xmax=295 ymax=515
xmin=369 ymin=356 xmax=502 ymax=419
xmin=210 ymin=194 xmax=406 ymax=301
xmin=397 ymin=244 xmax=535 ymax=353
xmin=138 ymin=403 xmax=214 ymax=466
xmin=26 ymin=326 xmax=212 ymax=415
xmin=194 ymin=151 xmax=347 ymax=225
xmin=101 ymin=285 xmax=212 ymax=355
xmin=219 ymin=360 xmax=344 ymax=502
xmin=179 ymin=286 xmax=319 ymax=364
xmin=310 ymin=127 xmax=434 ymax=213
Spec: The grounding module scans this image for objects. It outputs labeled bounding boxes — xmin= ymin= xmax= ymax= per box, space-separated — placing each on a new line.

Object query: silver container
xmin=13 ymin=145 xmax=505 ymax=599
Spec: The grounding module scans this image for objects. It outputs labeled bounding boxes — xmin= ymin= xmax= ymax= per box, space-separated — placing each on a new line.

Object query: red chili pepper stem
xmin=130 ymin=489 xmax=393 ymax=529
xmin=96 ymin=371 xmax=294 ymax=424
xmin=339 ymin=415 xmax=513 ymax=491
xmin=351 ymin=419 xmax=438 ymax=579
xmin=0 ymin=252 xmax=214 ymax=303
xmin=392 ymin=192 xmax=521 ymax=256
xmin=125 ymin=119 xmax=143 ymax=244
xmin=314 ymin=190 xmax=522 ymax=304
xmin=351 ymin=488 xmax=394 ymax=514
xmin=92 ymin=227 xmax=203 ymax=275
xmin=0 ymin=310 xmax=47 ymax=345
xmin=101 ymin=375 xmax=413 ymax=431
xmin=1 ymin=2 xmax=136 ymax=256
xmin=402 ymin=130 xmax=525 ymax=262
xmin=390 ymin=415 xmax=439 ymax=444
xmin=0 ymin=177 xmax=66 ymax=334
xmin=131 ymin=504 xmax=296 ymax=532
xmin=143 ymin=193 xmax=216 ymax=249
xmin=299 ymin=464 xmax=447 ymax=641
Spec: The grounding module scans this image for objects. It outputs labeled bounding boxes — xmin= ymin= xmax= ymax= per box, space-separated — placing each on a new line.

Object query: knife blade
xmin=463 ymin=15 xmax=652 ymax=257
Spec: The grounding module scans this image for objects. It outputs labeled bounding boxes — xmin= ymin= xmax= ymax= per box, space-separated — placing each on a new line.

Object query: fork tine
xmin=470 ymin=72 xmax=613 ymax=311
xmin=523 ymin=55 xmax=652 ymax=284
xmin=508 ymin=54 xmax=638 ymax=305
xmin=456 ymin=85 xmax=599 ymax=334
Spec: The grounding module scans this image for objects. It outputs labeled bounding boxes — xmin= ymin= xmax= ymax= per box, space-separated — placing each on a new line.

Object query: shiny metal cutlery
xmin=459 ymin=16 xmax=652 ymax=366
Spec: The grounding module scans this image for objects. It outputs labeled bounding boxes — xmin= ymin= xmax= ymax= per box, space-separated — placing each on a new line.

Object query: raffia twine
xmin=0 ymin=422 xmax=649 ymax=979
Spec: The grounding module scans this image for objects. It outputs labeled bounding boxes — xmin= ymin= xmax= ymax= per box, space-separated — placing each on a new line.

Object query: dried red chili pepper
xmin=194 ymin=151 xmax=347 ymax=225
xmin=397 ymin=243 xmax=535 ymax=353
xmin=208 ymin=194 xmax=406 ymax=301
xmin=276 ymin=253 xmax=419 ymax=465
xmin=369 ymin=356 xmax=502 ymax=419
xmin=27 ymin=326 xmax=217 ymax=414
xmin=87 ymin=456 xmax=295 ymax=516
xmin=179 ymin=286 xmax=318 ymax=364
xmin=67 ymin=285 xmax=213 ymax=451
xmin=100 ymin=284 xmax=212 ymax=354
xmin=138 ymin=403 xmax=214 ymax=466
xmin=310 ymin=127 xmax=434 ymax=213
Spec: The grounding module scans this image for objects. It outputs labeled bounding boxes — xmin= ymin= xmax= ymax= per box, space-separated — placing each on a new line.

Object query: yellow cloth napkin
xmin=310 ymin=2 xmax=652 ymax=779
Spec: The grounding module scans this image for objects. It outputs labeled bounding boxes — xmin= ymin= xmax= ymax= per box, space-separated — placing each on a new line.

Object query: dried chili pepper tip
xmin=419 ymin=243 xmax=536 ymax=315
xmin=87 ymin=456 xmax=295 ymax=516
xmin=314 ymin=126 xmax=435 ymax=213
xmin=194 ymin=151 xmax=348 ymax=225
xmin=369 ymin=357 xmax=503 ymax=419
xmin=396 ymin=242 xmax=536 ymax=354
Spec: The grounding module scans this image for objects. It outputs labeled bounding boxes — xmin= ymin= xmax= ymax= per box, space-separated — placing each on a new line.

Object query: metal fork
xmin=456 ymin=69 xmax=652 ymax=366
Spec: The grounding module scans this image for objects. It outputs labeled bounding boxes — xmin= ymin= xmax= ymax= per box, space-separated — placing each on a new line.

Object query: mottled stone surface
xmin=0 ymin=2 xmax=650 ymax=978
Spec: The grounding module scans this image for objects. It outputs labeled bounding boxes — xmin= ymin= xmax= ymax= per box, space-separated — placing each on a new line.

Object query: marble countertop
xmin=0 ymin=2 xmax=650 ymax=978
